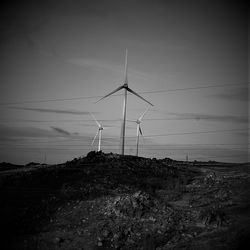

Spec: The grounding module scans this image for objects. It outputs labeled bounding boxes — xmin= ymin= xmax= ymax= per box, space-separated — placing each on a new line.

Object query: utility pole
xmin=43 ymin=153 xmax=47 ymax=165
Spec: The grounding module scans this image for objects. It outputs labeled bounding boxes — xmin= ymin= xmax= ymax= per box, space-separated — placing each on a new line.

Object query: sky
xmin=0 ymin=0 xmax=249 ymax=164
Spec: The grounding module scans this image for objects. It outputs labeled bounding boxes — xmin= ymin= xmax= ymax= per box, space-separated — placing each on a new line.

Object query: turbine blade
xmin=91 ymin=130 xmax=99 ymax=145
xmin=139 ymin=126 xmax=146 ymax=144
xmin=124 ymin=49 xmax=128 ymax=84
xmin=95 ymin=85 xmax=124 ymax=103
xmin=138 ymin=106 xmax=150 ymax=122
xmin=139 ymin=126 xmax=143 ymax=136
xmin=126 ymin=87 xmax=154 ymax=106
xmin=136 ymin=123 xmax=140 ymax=136
xmin=89 ymin=112 xmax=101 ymax=127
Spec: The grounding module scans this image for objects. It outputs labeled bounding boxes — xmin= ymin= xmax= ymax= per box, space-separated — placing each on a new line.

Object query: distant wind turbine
xmin=129 ymin=107 xmax=150 ymax=156
xmin=90 ymin=113 xmax=110 ymax=152
xmin=96 ymin=49 xmax=154 ymax=155
xmin=134 ymin=107 xmax=150 ymax=156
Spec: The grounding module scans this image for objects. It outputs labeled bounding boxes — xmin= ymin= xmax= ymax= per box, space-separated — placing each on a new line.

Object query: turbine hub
xmin=123 ymin=83 xmax=128 ymax=88
xmin=99 ymin=127 xmax=103 ymax=130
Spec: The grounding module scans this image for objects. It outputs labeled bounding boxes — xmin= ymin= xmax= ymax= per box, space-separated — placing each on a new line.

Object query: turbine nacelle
xmin=96 ymin=83 xmax=153 ymax=106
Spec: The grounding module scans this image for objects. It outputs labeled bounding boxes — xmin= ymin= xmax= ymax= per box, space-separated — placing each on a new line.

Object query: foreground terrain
xmin=0 ymin=151 xmax=250 ymax=250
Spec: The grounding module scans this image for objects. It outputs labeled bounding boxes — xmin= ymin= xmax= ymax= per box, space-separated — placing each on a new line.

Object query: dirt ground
xmin=1 ymin=151 xmax=250 ymax=250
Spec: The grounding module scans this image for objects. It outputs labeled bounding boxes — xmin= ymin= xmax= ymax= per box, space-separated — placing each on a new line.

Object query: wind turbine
xmin=134 ymin=107 xmax=150 ymax=156
xmin=90 ymin=113 xmax=106 ymax=152
xmin=96 ymin=49 xmax=154 ymax=155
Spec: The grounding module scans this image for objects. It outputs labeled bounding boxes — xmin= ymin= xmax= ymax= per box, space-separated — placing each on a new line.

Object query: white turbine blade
xmin=91 ymin=130 xmax=99 ymax=145
xmin=138 ymin=106 xmax=150 ymax=122
xmin=89 ymin=112 xmax=101 ymax=127
xmin=136 ymin=123 xmax=140 ymax=136
xmin=124 ymin=49 xmax=128 ymax=84
xmin=95 ymin=85 xmax=124 ymax=103
xmin=126 ymin=87 xmax=154 ymax=106
xmin=139 ymin=125 xmax=146 ymax=144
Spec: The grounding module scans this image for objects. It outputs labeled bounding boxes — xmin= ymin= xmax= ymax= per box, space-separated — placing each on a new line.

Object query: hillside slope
xmin=0 ymin=151 xmax=249 ymax=250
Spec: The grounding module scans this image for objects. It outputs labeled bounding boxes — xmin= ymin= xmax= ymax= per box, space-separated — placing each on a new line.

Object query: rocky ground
xmin=0 ymin=151 xmax=250 ymax=250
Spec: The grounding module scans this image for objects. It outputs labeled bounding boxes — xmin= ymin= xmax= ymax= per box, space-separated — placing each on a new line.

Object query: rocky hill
xmin=0 ymin=162 xmax=24 ymax=172
xmin=0 ymin=151 xmax=249 ymax=250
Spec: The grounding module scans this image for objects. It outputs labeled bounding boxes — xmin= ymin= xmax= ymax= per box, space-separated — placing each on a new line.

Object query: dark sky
xmin=0 ymin=0 xmax=248 ymax=164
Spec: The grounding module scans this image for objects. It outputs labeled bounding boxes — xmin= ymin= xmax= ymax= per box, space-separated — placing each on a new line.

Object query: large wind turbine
xmin=96 ymin=49 xmax=154 ymax=155
xmin=90 ymin=113 xmax=106 ymax=152
xmin=134 ymin=107 xmax=150 ymax=156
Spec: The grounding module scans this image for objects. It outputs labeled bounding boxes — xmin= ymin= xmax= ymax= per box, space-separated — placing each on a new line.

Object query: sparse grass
xmin=0 ymin=152 xmax=249 ymax=250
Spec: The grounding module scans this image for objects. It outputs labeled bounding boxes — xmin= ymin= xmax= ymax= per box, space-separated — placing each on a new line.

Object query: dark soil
xmin=0 ymin=151 xmax=249 ymax=250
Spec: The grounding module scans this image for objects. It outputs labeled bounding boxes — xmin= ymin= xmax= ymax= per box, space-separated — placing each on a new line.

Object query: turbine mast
xmin=136 ymin=124 xmax=140 ymax=156
xmin=124 ymin=49 xmax=128 ymax=84
xmin=98 ymin=129 xmax=102 ymax=152
xmin=120 ymin=49 xmax=128 ymax=155
xmin=121 ymin=87 xmax=127 ymax=155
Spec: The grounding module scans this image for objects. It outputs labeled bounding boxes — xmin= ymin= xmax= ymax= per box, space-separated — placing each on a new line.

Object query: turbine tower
xmin=96 ymin=49 xmax=153 ymax=155
xmin=90 ymin=113 xmax=105 ymax=152
xmin=134 ymin=107 xmax=150 ymax=156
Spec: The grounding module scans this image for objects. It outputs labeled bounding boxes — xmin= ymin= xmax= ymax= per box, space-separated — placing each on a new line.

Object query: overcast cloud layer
xmin=0 ymin=0 xmax=248 ymax=164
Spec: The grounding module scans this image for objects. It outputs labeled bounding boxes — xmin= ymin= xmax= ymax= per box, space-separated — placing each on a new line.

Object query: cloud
xmin=0 ymin=124 xmax=77 ymax=141
xmin=68 ymin=58 xmax=121 ymax=73
xmin=237 ymin=131 xmax=249 ymax=137
xmin=0 ymin=123 xmax=95 ymax=163
xmin=0 ymin=124 xmax=100 ymax=146
xmin=0 ymin=2 xmax=48 ymax=46
xmin=51 ymin=126 xmax=71 ymax=136
xmin=211 ymin=86 xmax=248 ymax=102
xmin=10 ymin=107 xmax=92 ymax=115
xmin=0 ymin=124 xmax=56 ymax=139
xmin=0 ymin=135 xmax=21 ymax=143
xmin=166 ymin=112 xmax=248 ymax=124
xmin=67 ymin=57 xmax=168 ymax=82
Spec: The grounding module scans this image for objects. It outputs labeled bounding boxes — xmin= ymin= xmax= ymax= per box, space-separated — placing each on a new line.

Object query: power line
xmin=116 ymin=128 xmax=249 ymax=138
xmin=1 ymin=143 xmax=248 ymax=146
xmin=2 ymin=146 xmax=249 ymax=150
xmin=0 ymin=82 xmax=248 ymax=106
xmin=1 ymin=140 xmax=249 ymax=147
xmin=0 ymin=119 xmax=122 ymax=123
xmin=0 ymin=128 xmax=248 ymax=145
xmin=139 ymin=147 xmax=250 ymax=151
xmin=139 ymin=82 xmax=249 ymax=94
xmin=0 ymin=116 xmax=248 ymax=123
xmin=191 ymin=154 xmax=249 ymax=160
